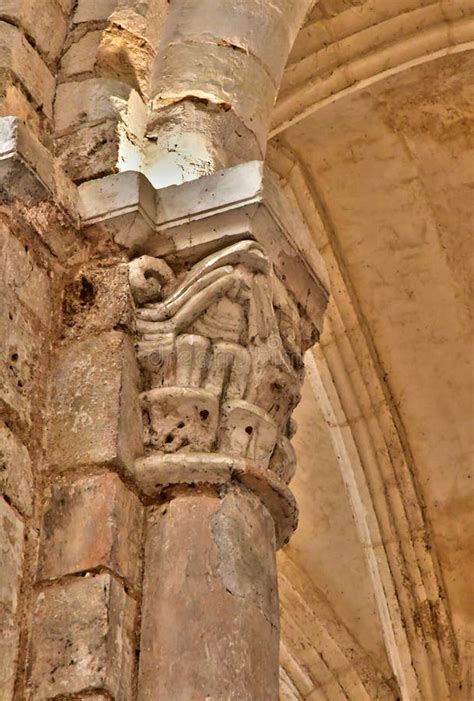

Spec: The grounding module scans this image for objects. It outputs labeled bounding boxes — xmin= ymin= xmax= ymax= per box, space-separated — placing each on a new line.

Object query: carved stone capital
xmin=127 ymin=237 xmax=316 ymax=547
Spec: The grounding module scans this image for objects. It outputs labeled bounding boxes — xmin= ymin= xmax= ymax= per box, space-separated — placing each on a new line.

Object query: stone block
xmin=60 ymin=30 xmax=102 ymax=78
xmin=0 ymin=22 xmax=55 ymax=117
xmin=0 ymin=422 xmax=33 ymax=516
xmin=54 ymin=78 xmax=130 ymax=135
xmin=0 ymin=222 xmax=52 ymax=327
xmin=38 ymin=473 xmax=143 ymax=587
xmin=74 ymin=0 xmax=118 ymax=23
xmin=0 ymin=0 xmax=68 ymax=62
xmin=55 ymin=119 xmax=120 ymax=182
xmin=47 ymin=332 xmax=143 ymax=472
xmin=0 ymin=497 xmax=24 ymax=700
xmin=0 ymin=289 xmax=45 ymax=428
xmin=28 ymin=573 xmax=136 ymax=700
xmin=61 ymin=262 xmax=134 ymax=338
xmin=164 ymin=0 xmax=292 ymax=82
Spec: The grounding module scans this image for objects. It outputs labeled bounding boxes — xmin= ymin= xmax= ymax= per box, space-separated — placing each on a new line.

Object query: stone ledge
xmin=132 ymin=452 xmax=298 ymax=549
xmin=78 ymin=160 xmax=329 ymax=332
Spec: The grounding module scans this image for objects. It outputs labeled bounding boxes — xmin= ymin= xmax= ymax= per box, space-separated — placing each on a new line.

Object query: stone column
xmin=126 ymin=237 xmax=313 ymax=699
xmin=78 ymin=160 xmax=329 ymax=700
xmin=145 ymin=0 xmax=315 ymax=185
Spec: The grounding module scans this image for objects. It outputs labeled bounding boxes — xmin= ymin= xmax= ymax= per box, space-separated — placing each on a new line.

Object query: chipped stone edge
xmin=0 ymin=116 xmax=80 ymax=226
xmin=132 ymin=452 xmax=298 ymax=549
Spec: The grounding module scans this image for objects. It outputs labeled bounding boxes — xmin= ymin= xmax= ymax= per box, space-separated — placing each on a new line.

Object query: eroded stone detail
xmin=128 ymin=239 xmax=311 ymax=545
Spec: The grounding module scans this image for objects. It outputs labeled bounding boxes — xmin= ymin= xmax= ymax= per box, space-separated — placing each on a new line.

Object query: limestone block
xmin=61 ymin=262 xmax=134 ymax=338
xmin=38 ymin=473 xmax=143 ymax=587
xmin=47 ymin=332 xmax=143 ymax=472
xmin=0 ymin=0 xmax=67 ymax=62
xmin=55 ymin=120 xmax=121 ymax=182
xmin=54 ymin=78 xmax=130 ymax=135
xmin=0 ymin=422 xmax=33 ymax=516
xmin=74 ymin=0 xmax=118 ymax=23
xmin=60 ymin=30 xmax=103 ymax=79
xmin=0 ymin=22 xmax=55 ymax=117
xmin=28 ymin=573 xmax=136 ymax=700
xmin=0 ymin=289 xmax=45 ymax=427
xmin=0 ymin=222 xmax=52 ymax=327
xmin=0 ymin=497 xmax=24 ymax=700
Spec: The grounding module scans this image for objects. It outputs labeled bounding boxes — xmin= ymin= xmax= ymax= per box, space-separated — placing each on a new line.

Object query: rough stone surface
xmin=138 ymin=487 xmax=279 ymax=700
xmin=54 ymin=79 xmax=130 ymax=135
xmin=47 ymin=332 xmax=143 ymax=472
xmin=55 ymin=119 xmax=121 ymax=182
xmin=0 ymin=0 xmax=68 ymax=62
xmin=0 ymin=421 xmax=33 ymax=516
xmin=0 ymin=497 xmax=24 ymax=700
xmin=28 ymin=573 xmax=136 ymax=700
xmin=0 ymin=221 xmax=52 ymax=327
xmin=0 ymin=21 xmax=55 ymax=117
xmin=61 ymin=261 xmax=134 ymax=338
xmin=0 ymin=287 xmax=45 ymax=427
xmin=74 ymin=0 xmax=117 ymax=23
xmin=0 ymin=223 xmax=50 ymax=427
xmin=38 ymin=472 xmax=143 ymax=587
xmin=60 ymin=30 xmax=103 ymax=79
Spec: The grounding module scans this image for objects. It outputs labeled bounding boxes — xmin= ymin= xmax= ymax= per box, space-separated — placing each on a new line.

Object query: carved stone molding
xmin=127 ymin=238 xmax=316 ymax=547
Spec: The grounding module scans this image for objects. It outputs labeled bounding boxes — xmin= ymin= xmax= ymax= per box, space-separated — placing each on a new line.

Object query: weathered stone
xmin=161 ymin=0 xmax=292 ymax=83
xmin=0 ymin=222 xmax=52 ymax=327
xmin=151 ymin=40 xmax=276 ymax=149
xmin=55 ymin=120 xmax=121 ymax=182
xmin=28 ymin=573 xmax=136 ymax=700
xmin=0 ymin=22 xmax=55 ymax=117
xmin=60 ymin=30 xmax=103 ymax=79
xmin=61 ymin=261 xmax=134 ymax=338
xmin=0 ymin=83 xmax=41 ymax=138
xmin=54 ymin=78 xmax=130 ymax=135
xmin=138 ymin=488 xmax=279 ymax=700
xmin=47 ymin=332 xmax=143 ymax=472
xmin=38 ymin=473 xmax=143 ymax=587
xmin=0 ymin=495 xmax=24 ymax=614
xmin=0 ymin=289 xmax=45 ymax=427
xmin=0 ymin=0 xmax=68 ymax=62
xmin=74 ymin=0 xmax=118 ymax=23
xmin=0 ymin=624 xmax=20 ymax=701
xmin=0 ymin=116 xmax=79 ymax=219
xmin=0 ymin=497 xmax=24 ymax=700
xmin=0 ymin=422 xmax=33 ymax=516
xmin=56 ymin=0 xmax=75 ymax=12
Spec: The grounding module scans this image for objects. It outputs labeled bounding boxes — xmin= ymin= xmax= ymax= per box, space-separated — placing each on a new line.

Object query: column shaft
xmin=139 ymin=487 xmax=279 ymax=700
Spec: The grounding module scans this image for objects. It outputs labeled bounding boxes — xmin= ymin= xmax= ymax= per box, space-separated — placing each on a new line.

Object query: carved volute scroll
xmin=128 ymin=240 xmax=315 ymax=546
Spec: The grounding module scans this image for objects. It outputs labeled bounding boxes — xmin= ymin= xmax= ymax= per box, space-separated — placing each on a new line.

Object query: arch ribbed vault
xmin=272 ymin=5 xmax=473 ymax=696
xmin=272 ymin=0 xmax=474 ymax=135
